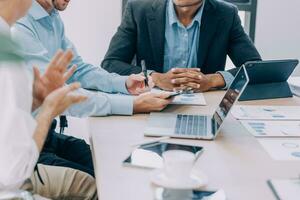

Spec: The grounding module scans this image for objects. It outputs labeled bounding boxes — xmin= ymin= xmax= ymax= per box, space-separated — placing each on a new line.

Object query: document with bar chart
xmin=231 ymin=105 xmax=300 ymax=120
xmin=240 ymin=120 xmax=300 ymax=137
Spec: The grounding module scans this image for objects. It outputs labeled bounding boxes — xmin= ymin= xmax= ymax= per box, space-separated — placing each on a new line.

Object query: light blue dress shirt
xmin=164 ymin=0 xmax=234 ymax=88
xmin=11 ymin=0 xmax=133 ymax=117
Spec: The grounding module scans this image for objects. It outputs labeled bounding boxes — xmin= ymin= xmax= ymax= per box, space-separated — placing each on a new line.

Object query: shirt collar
xmin=0 ymin=16 xmax=11 ymax=36
xmin=29 ymin=0 xmax=58 ymax=20
xmin=168 ymin=0 xmax=205 ymax=28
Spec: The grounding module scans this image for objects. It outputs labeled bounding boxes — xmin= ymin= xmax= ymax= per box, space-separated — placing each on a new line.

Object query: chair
xmin=224 ymin=0 xmax=257 ymax=42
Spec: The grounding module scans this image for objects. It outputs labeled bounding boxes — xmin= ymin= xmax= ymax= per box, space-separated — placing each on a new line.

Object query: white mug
xmin=162 ymin=150 xmax=196 ymax=182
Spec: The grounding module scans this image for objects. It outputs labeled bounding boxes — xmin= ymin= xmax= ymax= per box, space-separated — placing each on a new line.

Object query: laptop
xmin=144 ymin=66 xmax=249 ymax=140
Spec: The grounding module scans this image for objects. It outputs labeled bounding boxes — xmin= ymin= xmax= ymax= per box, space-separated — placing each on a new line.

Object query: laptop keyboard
xmin=175 ymin=115 xmax=207 ymax=136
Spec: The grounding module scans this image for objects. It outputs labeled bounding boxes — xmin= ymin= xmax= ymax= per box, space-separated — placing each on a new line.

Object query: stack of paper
xmin=241 ymin=120 xmax=300 ymax=138
xmin=232 ymin=105 xmax=300 ymax=138
xmin=232 ymin=105 xmax=300 ymax=160
xmin=151 ymin=88 xmax=207 ymax=106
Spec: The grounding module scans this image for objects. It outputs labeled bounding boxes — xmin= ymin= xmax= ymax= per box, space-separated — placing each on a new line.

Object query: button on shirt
xmin=0 ymin=17 xmax=39 ymax=190
xmin=164 ymin=0 xmax=234 ymax=88
xmin=11 ymin=0 xmax=133 ymax=117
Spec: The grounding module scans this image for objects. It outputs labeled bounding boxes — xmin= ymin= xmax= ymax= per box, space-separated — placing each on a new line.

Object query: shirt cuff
xmin=107 ymin=94 xmax=134 ymax=115
xmin=217 ymin=71 xmax=235 ymax=89
xmin=63 ymin=88 xmax=134 ymax=117
xmin=111 ymin=75 xmax=129 ymax=94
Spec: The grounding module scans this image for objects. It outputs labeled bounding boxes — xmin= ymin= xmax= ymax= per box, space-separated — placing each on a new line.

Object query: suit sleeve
xmin=101 ymin=1 xmax=142 ymax=75
xmin=227 ymin=6 xmax=262 ymax=76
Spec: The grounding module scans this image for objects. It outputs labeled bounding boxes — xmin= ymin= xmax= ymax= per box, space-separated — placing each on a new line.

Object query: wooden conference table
xmin=88 ymin=90 xmax=300 ymax=200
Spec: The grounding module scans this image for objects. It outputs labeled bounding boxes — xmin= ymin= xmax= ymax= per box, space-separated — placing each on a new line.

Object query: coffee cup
xmin=162 ymin=150 xmax=196 ymax=182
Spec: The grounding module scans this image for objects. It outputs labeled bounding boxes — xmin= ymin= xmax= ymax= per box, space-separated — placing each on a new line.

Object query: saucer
xmin=151 ymin=169 xmax=208 ymax=189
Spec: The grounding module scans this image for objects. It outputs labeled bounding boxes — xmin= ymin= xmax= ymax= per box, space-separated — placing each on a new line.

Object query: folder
xmin=239 ymin=59 xmax=299 ymax=101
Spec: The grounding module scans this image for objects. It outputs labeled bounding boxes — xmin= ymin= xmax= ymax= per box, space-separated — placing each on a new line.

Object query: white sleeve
xmin=0 ymin=63 xmax=39 ymax=190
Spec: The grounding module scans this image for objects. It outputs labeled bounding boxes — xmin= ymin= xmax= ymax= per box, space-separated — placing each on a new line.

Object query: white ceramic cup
xmin=162 ymin=150 xmax=196 ymax=182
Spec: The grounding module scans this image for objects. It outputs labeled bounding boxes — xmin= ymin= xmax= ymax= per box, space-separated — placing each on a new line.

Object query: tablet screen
xmin=123 ymin=142 xmax=203 ymax=169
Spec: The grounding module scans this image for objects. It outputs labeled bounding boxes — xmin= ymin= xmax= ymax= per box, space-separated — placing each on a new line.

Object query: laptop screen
xmin=212 ymin=66 xmax=249 ymax=134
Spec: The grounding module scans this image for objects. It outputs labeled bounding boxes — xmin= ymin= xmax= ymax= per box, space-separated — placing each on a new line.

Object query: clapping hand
xmin=32 ymin=50 xmax=76 ymax=109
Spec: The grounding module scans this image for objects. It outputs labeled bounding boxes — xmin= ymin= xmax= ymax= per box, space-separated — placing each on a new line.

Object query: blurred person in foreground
xmin=0 ymin=0 xmax=97 ymax=199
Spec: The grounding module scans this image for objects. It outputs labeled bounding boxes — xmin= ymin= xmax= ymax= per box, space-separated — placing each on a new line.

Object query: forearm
xmin=207 ymin=73 xmax=226 ymax=88
xmin=33 ymin=107 xmax=53 ymax=152
xmin=62 ymin=88 xmax=134 ymax=117
xmin=69 ymin=63 xmax=129 ymax=94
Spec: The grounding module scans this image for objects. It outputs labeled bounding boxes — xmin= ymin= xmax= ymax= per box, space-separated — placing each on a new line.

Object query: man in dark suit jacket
xmin=102 ymin=0 xmax=262 ymax=92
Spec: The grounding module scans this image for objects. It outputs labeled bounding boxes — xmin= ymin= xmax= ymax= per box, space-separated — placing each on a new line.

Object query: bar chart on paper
xmin=241 ymin=121 xmax=300 ymax=137
xmin=231 ymin=106 xmax=300 ymax=120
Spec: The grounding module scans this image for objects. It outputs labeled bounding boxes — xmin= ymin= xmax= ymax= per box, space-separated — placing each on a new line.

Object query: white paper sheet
xmin=258 ymin=138 xmax=300 ymax=161
xmin=240 ymin=120 xmax=300 ymax=137
xmin=231 ymin=105 xmax=300 ymax=120
xmin=269 ymin=178 xmax=300 ymax=200
xmin=151 ymin=88 xmax=207 ymax=106
xmin=288 ymin=76 xmax=300 ymax=97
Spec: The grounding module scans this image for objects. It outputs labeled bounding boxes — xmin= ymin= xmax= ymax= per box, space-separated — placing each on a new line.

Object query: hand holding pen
xmin=125 ymin=60 xmax=154 ymax=95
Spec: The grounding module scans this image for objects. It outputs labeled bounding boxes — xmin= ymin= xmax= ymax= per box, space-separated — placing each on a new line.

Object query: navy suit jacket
xmin=102 ymin=0 xmax=262 ymax=76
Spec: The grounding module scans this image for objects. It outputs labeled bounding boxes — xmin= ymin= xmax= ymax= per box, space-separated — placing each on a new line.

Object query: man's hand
xmin=126 ymin=73 xmax=154 ymax=95
xmin=32 ymin=50 xmax=75 ymax=110
xmin=152 ymin=68 xmax=226 ymax=92
xmin=171 ymin=70 xmax=224 ymax=92
xmin=40 ymin=82 xmax=87 ymax=119
xmin=133 ymin=92 xmax=173 ymax=113
xmin=151 ymin=68 xmax=202 ymax=91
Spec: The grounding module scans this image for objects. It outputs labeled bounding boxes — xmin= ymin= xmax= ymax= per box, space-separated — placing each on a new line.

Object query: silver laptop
xmin=144 ymin=66 xmax=249 ymax=140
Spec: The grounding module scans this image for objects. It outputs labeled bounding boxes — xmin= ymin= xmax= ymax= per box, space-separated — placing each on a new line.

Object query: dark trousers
xmin=38 ymin=121 xmax=94 ymax=177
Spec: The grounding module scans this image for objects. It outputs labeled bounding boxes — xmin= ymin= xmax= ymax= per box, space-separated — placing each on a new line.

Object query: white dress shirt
xmin=11 ymin=1 xmax=134 ymax=117
xmin=0 ymin=17 xmax=39 ymax=190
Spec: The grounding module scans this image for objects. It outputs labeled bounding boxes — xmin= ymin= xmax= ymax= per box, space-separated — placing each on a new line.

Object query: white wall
xmin=60 ymin=0 xmax=122 ymax=66
xmin=255 ymin=0 xmax=300 ymax=75
xmin=60 ymin=1 xmax=122 ymax=137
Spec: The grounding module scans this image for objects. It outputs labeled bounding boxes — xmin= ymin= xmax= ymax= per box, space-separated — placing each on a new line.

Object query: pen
xmin=141 ymin=60 xmax=149 ymax=87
